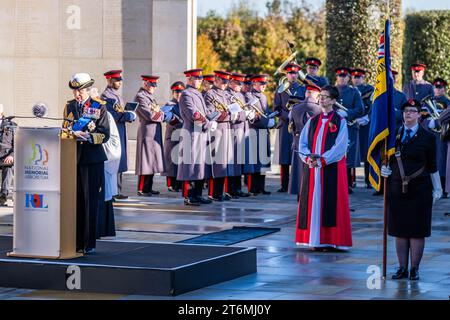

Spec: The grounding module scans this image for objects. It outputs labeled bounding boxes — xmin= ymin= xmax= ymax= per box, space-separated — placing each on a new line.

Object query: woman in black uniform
xmin=381 ymin=99 xmax=442 ymax=281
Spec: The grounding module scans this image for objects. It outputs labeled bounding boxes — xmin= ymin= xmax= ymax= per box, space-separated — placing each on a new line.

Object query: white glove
xmin=380 ymin=165 xmax=392 ymax=178
xmin=288 ymin=110 xmax=292 ymax=120
xmin=210 ymin=120 xmax=218 ymax=132
xmin=356 ymin=115 xmax=369 ymax=126
xmin=428 ymin=119 xmax=437 ymax=130
xmin=430 ymin=171 xmax=443 ymax=204
xmin=231 ymin=112 xmax=239 ymax=122
xmin=246 ymin=110 xmax=256 ymax=121
xmin=127 ymin=111 xmax=137 ymax=121
xmin=337 ymin=109 xmax=348 ymax=118
xmin=268 ymin=118 xmax=275 ymax=129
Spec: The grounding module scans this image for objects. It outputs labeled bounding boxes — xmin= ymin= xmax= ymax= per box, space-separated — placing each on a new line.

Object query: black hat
xmin=335 ymin=67 xmax=351 ymax=76
xmin=306 ymin=57 xmax=322 ymax=67
xmin=401 ymin=99 xmax=421 ymax=112
xmin=171 ymin=81 xmax=185 ymax=92
xmin=104 ymin=70 xmax=123 ymax=81
xmin=433 ymin=77 xmax=448 ymax=88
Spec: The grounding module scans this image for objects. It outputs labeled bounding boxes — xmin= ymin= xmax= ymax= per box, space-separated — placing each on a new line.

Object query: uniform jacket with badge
xmin=162 ymin=99 xmax=183 ymax=178
xmin=245 ymin=90 xmax=272 ymax=172
xmin=101 ymin=86 xmax=135 ymax=173
xmin=274 ymin=82 xmax=305 ymax=165
xmin=63 ymin=98 xmax=110 ymax=165
xmin=177 ymin=85 xmax=210 ymax=181
xmin=134 ymin=88 xmax=165 ymax=175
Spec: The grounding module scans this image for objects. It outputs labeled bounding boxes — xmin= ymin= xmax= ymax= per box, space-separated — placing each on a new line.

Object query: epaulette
xmin=91 ymin=97 xmax=107 ymax=105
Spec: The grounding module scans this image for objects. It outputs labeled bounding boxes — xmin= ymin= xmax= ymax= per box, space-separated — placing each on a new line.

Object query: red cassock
xmin=295 ymin=112 xmax=353 ymax=249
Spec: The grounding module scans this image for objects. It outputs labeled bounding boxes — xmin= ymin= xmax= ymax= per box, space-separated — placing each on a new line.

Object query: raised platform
xmin=0 ymin=236 xmax=256 ymax=296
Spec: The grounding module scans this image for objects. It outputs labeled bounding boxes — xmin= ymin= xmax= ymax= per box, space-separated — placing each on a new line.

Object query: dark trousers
xmin=228 ymin=176 xmax=242 ymax=195
xmin=0 ymin=166 xmax=13 ymax=196
xmin=347 ymin=168 xmax=353 ymax=189
xmin=117 ymin=172 xmax=123 ymax=195
xmin=77 ymin=162 xmax=104 ymax=251
xmin=138 ymin=174 xmax=154 ymax=193
xmin=183 ymin=180 xmax=204 ymax=198
xmin=167 ymin=176 xmax=181 ymax=190
xmin=248 ymin=173 xmax=266 ymax=193
xmin=209 ymin=177 xmax=225 ymax=198
xmin=280 ymin=164 xmax=290 ymax=190
xmin=364 ymin=162 xmax=370 ymax=187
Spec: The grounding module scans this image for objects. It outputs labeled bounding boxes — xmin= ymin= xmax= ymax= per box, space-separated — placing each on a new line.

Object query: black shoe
xmin=184 ymin=197 xmax=200 ymax=206
xmin=84 ymin=248 xmax=95 ymax=254
xmin=372 ymin=191 xmax=383 ymax=196
xmin=224 ymin=193 xmax=232 ymax=201
xmin=213 ymin=195 xmax=224 ymax=202
xmin=114 ymin=194 xmax=128 ymax=200
xmin=236 ymin=191 xmax=250 ymax=198
xmin=196 ymin=197 xmax=212 ymax=204
xmin=409 ymin=268 xmax=419 ymax=281
xmin=168 ymin=186 xmax=177 ymax=192
xmin=277 ymin=188 xmax=287 ymax=193
xmin=392 ymin=267 xmax=409 ymax=279
xmin=249 ymin=191 xmax=259 ymax=196
xmin=0 ymin=194 xmax=7 ymax=206
xmin=150 ymin=190 xmax=160 ymax=195
xmin=261 ymin=190 xmax=271 ymax=195
xmin=442 ymin=193 xmax=448 ymax=199
xmin=348 ymin=188 xmax=354 ymax=194
xmin=137 ymin=191 xmax=152 ymax=197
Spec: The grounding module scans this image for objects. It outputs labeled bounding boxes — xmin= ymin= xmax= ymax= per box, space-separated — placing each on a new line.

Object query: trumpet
xmin=210 ymin=96 xmax=228 ymax=113
xmin=422 ymin=95 xmax=442 ymax=133
xmin=229 ymin=92 xmax=246 ymax=110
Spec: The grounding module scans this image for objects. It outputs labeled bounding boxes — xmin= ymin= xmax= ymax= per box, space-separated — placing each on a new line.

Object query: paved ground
xmin=0 ymin=169 xmax=449 ymax=300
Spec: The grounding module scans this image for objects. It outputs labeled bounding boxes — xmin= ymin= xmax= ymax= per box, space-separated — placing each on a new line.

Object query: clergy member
xmin=295 ymin=85 xmax=352 ymax=251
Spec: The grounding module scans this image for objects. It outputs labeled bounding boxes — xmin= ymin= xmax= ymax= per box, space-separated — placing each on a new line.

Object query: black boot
xmin=409 ymin=268 xmax=419 ymax=281
xmin=392 ymin=267 xmax=409 ymax=279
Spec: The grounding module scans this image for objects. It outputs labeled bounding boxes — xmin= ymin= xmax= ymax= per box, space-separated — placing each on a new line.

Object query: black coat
xmin=387 ymin=125 xmax=436 ymax=238
xmin=63 ymin=99 xmax=110 ymax=165
xmin=0 ymin=118 xmax=16 ymax=161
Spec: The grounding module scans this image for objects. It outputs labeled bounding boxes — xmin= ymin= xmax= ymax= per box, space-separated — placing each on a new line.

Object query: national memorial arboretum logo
xmin=24 ymin=141 xmax=49 ymax=180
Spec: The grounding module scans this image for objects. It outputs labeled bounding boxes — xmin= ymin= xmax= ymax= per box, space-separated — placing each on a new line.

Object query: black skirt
xmin=387 ymin=176 xmax=433 ymax=238
xmin=97 ymin=200 xmax=116 ymax=238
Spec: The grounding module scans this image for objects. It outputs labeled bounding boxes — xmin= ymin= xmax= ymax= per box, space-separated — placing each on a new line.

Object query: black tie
xmin=404 ymin=128 xmax=412 ymax=143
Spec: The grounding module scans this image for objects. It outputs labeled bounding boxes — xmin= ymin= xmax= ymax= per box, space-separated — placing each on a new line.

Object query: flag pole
xmin=382 ymin=139 xmax=388 ymax=279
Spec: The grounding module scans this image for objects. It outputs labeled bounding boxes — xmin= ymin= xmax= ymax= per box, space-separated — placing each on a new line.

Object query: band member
xmin=63 ymin=73 xmax=110 ymax=254
xmin=431 ymin=78 xmax=450 ymax=198
xmin=227 ymin=73 xmax=251 ymax=198
xmin=381 ymin=99 xmax=442 ymax=281
xmin=162 ymin=82 xmax=185 ymax=192
xmin=0 ymin=104 xmax=16 ymax=206
xmin=305 ymin=57 xmax=329 ymax=88
xmin=295 ymin=85 xmax=352 ymax=251
xmin=334 ymin=67 xmax=364 ymax=193
xmin=134 ymin=75 xmax=166 ymax=196
xmin=402 ymin=63 xmax=434 ymax=102
xmin=351 ymin=68 xmax=374 ymax=189
xmin=202 ymin=74 xmax=215 ymax=96
xmin=101 ymin=70 xmax=137 ymax=200
xmin=288 ymin=85 xmax=322 ymax=197
xmin=438 ymin=92 xmax=450 ymax=197
xmin=177 ymin=69 xmax=214 ymax=206
xmin=274 ymin=63 xmax=305 ymax=192
xmin=241 ymin=74 xmax=254 ymax=94
xmin=204 ymin=70 xmax=233 ymax=201
xmin=245 ymin=74 xmax=276 ymax=195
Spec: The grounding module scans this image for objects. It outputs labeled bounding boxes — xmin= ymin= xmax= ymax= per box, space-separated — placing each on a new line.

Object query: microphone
xmin=32 ymin=103 xmax=49 ymax=118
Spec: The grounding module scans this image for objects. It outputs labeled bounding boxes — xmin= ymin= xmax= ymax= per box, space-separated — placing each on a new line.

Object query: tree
xmin=197 ymin=34 xmax=221 ymax=73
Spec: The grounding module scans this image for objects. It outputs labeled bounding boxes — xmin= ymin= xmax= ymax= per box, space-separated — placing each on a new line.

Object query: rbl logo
xmin=25 ymin=194 xmax=48 ymax=209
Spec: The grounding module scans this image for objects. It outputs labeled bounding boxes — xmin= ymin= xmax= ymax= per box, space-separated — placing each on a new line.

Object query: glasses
xmin=319 ymin=94 xmax=332 ymax=100
xmin=403 ymin=109 xmax=419 ymax=113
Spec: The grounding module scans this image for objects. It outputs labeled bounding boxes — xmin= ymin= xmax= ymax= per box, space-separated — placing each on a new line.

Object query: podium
xmin=8 ymin=127 xmax=79 ymax=259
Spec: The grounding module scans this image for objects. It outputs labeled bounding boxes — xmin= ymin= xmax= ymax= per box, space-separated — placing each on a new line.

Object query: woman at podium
xmin=62 ymin=73 xmax=110 ymax=254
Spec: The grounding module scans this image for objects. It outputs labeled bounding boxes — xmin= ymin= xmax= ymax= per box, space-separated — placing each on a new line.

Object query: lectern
xmin=8 ymin=127 xmax=79 ymax=259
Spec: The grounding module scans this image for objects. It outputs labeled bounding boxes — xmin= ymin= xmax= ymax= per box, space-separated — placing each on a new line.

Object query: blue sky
xmin=197 ymin=0 xmax=450 ymax=17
